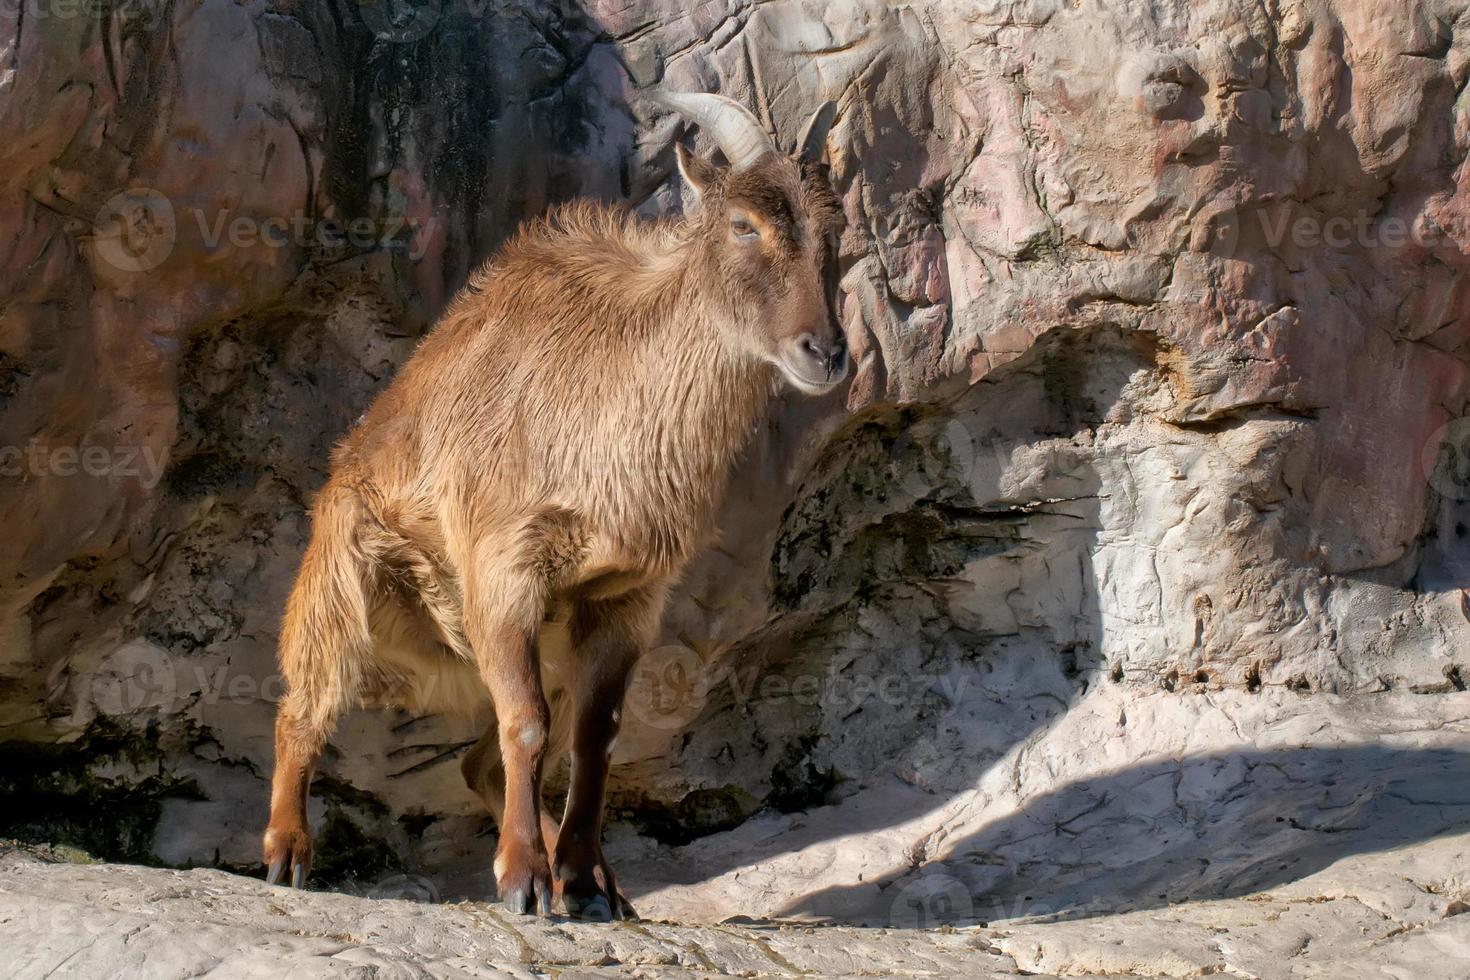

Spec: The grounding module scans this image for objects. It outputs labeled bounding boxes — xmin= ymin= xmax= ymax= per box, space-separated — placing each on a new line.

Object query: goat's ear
xmin=675 ymin=143 xmax=722 ymax=204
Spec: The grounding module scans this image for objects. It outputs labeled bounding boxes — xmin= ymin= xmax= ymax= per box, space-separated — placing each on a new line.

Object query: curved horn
xmin=796 ymin=101 xmax=838 ymax=162
xmin=654 ymin=91 xmax=775 ymax=170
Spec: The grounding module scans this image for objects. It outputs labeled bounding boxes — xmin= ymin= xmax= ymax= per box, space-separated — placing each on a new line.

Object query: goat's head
xmin=660 ymin=92 xmax=849 ymax=395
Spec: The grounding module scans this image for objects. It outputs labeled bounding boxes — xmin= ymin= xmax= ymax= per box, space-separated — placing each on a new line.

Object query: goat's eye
xmin=730 ymin=218 xmax=759 ymax=241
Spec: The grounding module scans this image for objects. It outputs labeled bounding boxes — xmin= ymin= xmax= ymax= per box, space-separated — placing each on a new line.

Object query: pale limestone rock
xmin=4 ymin=844 xmax=1469 ymax=978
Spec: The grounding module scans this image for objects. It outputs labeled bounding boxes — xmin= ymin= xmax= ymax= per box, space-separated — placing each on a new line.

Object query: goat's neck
xmin=630 ymin=256 xmax=776 ymax=500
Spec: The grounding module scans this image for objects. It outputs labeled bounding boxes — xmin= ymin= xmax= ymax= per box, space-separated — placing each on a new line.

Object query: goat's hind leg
xmin=264 ymin=489 xmax=372 ymax=888
xmin=460 ymin=691 xmax=571 ymax=869
xmin=266 ymin=697 xmax=340 ymax=888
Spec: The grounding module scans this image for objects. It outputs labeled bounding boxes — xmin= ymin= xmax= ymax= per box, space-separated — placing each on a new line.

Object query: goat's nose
xmin=798 ymin=333 xmax=849 ymax=380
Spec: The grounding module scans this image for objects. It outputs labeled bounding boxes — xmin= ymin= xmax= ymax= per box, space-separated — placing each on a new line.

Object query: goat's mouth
xmin=776 ymin=350 xmax=849 ymax=395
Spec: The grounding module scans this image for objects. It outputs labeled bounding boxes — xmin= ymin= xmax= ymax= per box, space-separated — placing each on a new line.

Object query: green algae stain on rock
xmin=0 ymin=718 xmax=203 ymax=864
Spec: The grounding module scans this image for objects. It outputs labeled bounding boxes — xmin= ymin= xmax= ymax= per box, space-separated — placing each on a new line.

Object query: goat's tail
xmin=265 ymin=481 xmax=376 ymax=882
xmin=276 ymin=482 xmax=375 ymax=744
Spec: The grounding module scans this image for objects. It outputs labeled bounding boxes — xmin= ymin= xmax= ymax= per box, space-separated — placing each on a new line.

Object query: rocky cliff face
xmin=1 ymin=0 xmax=1468 ymax=924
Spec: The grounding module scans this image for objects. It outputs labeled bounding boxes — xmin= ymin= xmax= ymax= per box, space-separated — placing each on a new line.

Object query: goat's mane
xmin=499 ymin=201 xmax=688 ymax=278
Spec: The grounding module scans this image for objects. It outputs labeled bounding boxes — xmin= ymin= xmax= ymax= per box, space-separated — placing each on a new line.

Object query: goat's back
xmin=323 ymin=202 xmax=768 ymax=579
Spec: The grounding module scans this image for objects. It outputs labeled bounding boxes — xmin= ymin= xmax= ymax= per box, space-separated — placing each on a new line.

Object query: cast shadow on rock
xmin=778 ymin=744 xmax=1470 ymax=926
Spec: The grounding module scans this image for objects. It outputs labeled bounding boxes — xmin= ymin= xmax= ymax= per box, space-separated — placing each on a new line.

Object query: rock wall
xmin=1 ymin=0 xmax=1469 ymax=920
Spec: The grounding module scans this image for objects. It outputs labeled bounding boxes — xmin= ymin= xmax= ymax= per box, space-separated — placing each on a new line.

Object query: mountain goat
xmin=263 ymin=91 xmax=847 ymax=921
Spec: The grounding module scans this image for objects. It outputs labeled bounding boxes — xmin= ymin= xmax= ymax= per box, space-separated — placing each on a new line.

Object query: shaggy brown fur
xmin=262 ymin=131 xmax=847 ymax=920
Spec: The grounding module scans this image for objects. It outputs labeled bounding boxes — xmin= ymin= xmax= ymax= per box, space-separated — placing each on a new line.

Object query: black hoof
xmin=501 ymin=879 xmax=552 ymax=917
xmin=502 ymin=886 xmax=534 ymax=915
xmin=266 ymin=858 xmax=308 ymax=889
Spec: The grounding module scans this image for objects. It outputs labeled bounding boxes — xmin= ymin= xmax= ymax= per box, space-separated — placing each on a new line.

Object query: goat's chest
xmin=573 ymin=502 xmax=708 ymax=588
xmin=552 ymin=428 xmax=728 ymax=577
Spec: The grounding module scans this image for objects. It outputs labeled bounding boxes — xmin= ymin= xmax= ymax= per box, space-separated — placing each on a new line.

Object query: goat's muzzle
xmin=780 ymin=332 xmax=850 ymax=394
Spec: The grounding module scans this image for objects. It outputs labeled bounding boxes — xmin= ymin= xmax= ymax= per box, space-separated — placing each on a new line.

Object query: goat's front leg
xmin=475 ymin=625 xmax=552 ymax=916
xmin=463 ymin=537 xmax=557 ymax=917
xmin=554 ymin=585 xmax=667 ymax=921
